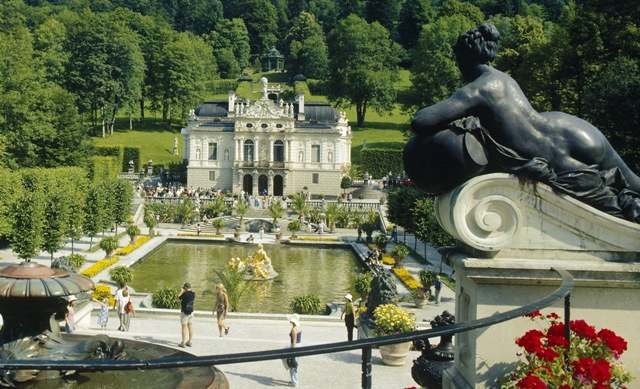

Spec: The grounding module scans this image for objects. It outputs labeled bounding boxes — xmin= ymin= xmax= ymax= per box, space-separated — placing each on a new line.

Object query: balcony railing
xmin=0 ymin=268 xmax=574 ymax=389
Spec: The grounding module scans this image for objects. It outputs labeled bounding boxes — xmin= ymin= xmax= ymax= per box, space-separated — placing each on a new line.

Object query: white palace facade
xmin=182 ymin=78 xmax=352 ymax=196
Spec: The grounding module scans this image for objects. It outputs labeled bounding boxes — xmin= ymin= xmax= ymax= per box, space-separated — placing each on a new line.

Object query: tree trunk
xmin=129 ymin=112 xmax=133 ymax=130
xmin=140 ymin=96 xmax=145 ymax=119
xmin=101 ymin=106 xmax=106 ymax=138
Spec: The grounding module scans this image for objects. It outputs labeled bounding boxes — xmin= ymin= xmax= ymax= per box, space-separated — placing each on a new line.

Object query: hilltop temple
xmin=182 ymin=77 xmax=352 ymax=196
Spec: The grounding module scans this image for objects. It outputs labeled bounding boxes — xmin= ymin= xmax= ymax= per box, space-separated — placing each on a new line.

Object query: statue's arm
xmin=411 ymin=87 xmax=478 ymax=135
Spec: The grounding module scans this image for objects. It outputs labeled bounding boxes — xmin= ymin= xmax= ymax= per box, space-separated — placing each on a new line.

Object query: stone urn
xmin=233 ymin=227 xmax=241 ymax=240
xmin=412 ymin=311 xmax=455 ymax=388
xmin=380 ymin=341 xmax=412 ymax=366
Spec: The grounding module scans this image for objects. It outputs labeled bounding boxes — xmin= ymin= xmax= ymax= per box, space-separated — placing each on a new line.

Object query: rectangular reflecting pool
xmin=129 ymin=241 xmax=365 ymax=313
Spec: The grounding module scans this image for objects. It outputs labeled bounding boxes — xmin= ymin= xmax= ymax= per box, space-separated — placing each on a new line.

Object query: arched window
xmin=244 ymin=140 xmax=254 ymax=162
xmin=273 ymin=140 xmax=284 ymax=162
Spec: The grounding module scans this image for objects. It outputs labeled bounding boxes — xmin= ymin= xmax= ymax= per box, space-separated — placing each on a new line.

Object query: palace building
xmin=182 ymin=78 xmax=352 ymax=196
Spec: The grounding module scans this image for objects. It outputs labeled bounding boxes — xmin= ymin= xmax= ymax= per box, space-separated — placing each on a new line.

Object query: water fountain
xmin=0 ymin=261 xmax=227 ymax=387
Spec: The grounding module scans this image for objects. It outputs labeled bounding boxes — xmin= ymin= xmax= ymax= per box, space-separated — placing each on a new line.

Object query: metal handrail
xmin=0 ymin=268 xmax=574 ymax=389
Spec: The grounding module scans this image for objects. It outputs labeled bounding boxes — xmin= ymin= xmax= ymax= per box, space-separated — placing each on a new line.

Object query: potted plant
xmin=144 ymin=210 xmax=159 ymax=236
xmin=235 ymin=199 xmax=249 ymax=231
xmin=374 ymin=234 xmax=389 ymax=250
xmin=390 ymin=242 xmax=410 ymax=267
xmin=268 ymin=201 xmax=284 ymax=226
xmin=288 ymin=220 xmax=302 ymax=238
xmin=373 ymin=303 xmax=417 ymax=366
xmin=68 ymin=253 xmax=87 ymax=271
xmin=411 ymin=288 xmax=429 ymax=308
xmin=109 ymin=265 xmax=133 ymax=287
xmin=419 ymin=269 xmax=437 ymax=298
xmin=212 ymin=218 xmax=225 ymax=234
xmin=99 ymin=236 xmax=119 ymax=259
xmin=501 ymin=311 xmax=631 ymax=388
xmin=126 ymin=224 xmax=140 ymax=245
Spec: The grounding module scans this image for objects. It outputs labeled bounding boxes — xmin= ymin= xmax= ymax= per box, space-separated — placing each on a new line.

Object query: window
xmin=273 ymin=140 xmax=284 ymax=162
xmin=312 ymin=173 xmax=319 ymax=184
xmin=244 ymin=140 xmax=254 ymax=162
xmin=311 ymin=144 xmax=320 ymax=162
xmin=208 ymin=142 xmax=217 ymax=160
xmin=209 ymin=171 xmax=216 ymax=181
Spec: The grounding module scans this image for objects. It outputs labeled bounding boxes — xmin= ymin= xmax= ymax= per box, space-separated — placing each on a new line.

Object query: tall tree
xmin=284 ymin=12 xmax=329 ymax=78
xmin=410 ymin=15 xmax=475 ymax=109
xmin=208 ymin=18 xmax=251 ymax=78
xmin=65 ymin=11 xmax=145 ymax=136
xmin=365 ymin=0 xmax=401 ymax=39
xmin=397 ymin=0 xmax=436 ymax=50
xmin=111 ymin=178 xmax=134 ymax=234
xmin=327 ymin=15 xmax=400 ymax=127
xmin=224 ymin=0 xmax=278 ymax=55
xmin=10 ymin=171 xmax=45 ymax=261
xmin=83 ymin=183 xmax=107 ymax=245
xmin=42 ymin=190 xmax=68 ymax=261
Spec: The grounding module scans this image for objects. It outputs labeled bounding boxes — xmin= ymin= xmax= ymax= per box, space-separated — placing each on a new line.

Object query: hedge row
xmin=360 ymin=148 xmax=404 ymax=178
xmin=87 ymin=156 xmax=120 ymax=182
xmin=123 ymin=147 xmax=141 ymax=173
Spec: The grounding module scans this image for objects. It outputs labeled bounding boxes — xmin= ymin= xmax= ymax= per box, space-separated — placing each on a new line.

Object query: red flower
xmin=571 ymin=319 xmax=597 ymax=340
xmin=545 ymin=312 xmax=560 ymax=320
xmin=526 ymin=310 xmax=542 ymax=318
xmin=559 ymin=386 xmax=571 ymax=389
xmin=588 ymin=359 xmax=612 ymax=383
xmin=517 ymin=375 xmax=548 ymax=389
xmin=598 ymin=328 xmax=628 ymax=355
xmin=572 ymin=357 xmax=595 ymax=377
xmin=594 ymin=384 xmax=609 ymax=389
xmin=516 ymin=330 xmax=545 ymax=353
xmin=546 ymin=322 xmax=565 ymax=338
xmin=535 ymin=347 xmax=560 ymax=363
xmin=546 ymin=334 xmax=569 ymax=348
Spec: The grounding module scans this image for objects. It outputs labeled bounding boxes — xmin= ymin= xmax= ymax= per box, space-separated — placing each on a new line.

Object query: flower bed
xmin=289 ymin=237 xmax=340 ymax=242
xmin=502 ymin=311 xmax=632 ymax=388
xmin=392 ymin=267 xmax=423 ymax=290
xmin=81 ymin=255 xmax=120 ymax=278
xmin=115 ymin=235 xmax=151 ymax=256
xmin=177 ymin=233 xmax=225 ymax=238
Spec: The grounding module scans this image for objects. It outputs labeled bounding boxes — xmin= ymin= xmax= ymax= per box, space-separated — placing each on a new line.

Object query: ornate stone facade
xmin=183 ymin=79 xmax=352 ymax=196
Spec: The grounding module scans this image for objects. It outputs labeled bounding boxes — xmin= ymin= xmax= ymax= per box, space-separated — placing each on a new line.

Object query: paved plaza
xmin=0 ymin=217 xmax=456 ymax=388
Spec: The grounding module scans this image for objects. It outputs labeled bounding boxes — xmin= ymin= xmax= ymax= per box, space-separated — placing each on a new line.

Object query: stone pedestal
xmin=431 ymin=174 xmax=640 ymax=388
xmin=442 ymin=256 xmax=640 ymax=388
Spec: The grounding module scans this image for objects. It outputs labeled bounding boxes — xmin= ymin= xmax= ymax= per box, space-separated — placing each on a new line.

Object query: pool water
xmin=129 ymin=241 xmax=364 ymax=313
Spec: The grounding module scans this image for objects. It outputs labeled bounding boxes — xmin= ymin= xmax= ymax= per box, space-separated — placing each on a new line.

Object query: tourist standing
xmin=65 ymin=295 xmax=77 ymax=334
xmin=214 ymin=283 xmax=230 ymax=337
xmin=259 ymin=224 xmax=265 ymax=239
xmin=287 ymin=314 xmax=302 ymax=387
xmin=113 ymin=284 xmax=127 ymax=331
xmin=120 ymin=289 xmax=133 ymax=331
xmin=340 ymin=294 xmax=356 ymax=341
xmin=178 ymin=283 xmax=195 ymax=347
xmin=196 ymin=223 xmax=201 ymax=236
xmin=391 ymin=225 xmax=398 ymax=243
xmin=434 ymin=276 xmax=442 ymax=305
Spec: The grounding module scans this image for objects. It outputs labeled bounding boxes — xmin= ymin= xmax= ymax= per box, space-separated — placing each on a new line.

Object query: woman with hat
xmin=340 ymin=294 xmax=355 ymax=341
xmin=65 ymin=295 xmax=77 ymax=334
xmin=286 ymin=314 xmax=302 ymax=387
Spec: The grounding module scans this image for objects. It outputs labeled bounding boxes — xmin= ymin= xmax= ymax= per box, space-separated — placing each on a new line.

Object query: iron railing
xmin=0 ymin=268 xmax=574 ymax=389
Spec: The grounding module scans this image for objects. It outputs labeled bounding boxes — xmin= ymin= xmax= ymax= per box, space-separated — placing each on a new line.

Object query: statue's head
xmin=454 ymin=24 xmax=500 ymax=69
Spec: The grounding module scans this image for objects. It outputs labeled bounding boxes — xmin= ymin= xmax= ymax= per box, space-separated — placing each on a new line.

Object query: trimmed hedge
xmin=212 ymin=79 xmax=239 ymax=94
xmin=123 ymin=147 xmax=141 ymax=172
xmin=360 ymin=148 xmax=403 ymax=178
xmin=87 ymin=156 xmax=120 ymax=182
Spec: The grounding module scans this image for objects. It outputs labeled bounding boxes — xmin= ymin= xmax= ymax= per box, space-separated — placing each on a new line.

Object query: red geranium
xmin=502 ymin=312 xmax=632 ymax=388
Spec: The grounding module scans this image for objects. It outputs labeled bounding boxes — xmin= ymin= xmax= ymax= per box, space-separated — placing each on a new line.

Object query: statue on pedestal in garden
xmin=405 ymin=24 xmax=640 ymax=223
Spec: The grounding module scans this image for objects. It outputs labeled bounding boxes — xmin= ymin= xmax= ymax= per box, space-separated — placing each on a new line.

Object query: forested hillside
xmin=0 ymin=0 xmax=638 ymax=171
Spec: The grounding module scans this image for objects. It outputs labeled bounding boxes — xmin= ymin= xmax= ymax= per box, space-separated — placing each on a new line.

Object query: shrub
xmin=287 ymin=220 xmax=302 ymax=237
xmin=354 ymin=272 xmax=374 ymax=299
xmin=212 ymin=218 xmax=225 ymax=231
xmin=290 ymin=294 xmax=325 ymax=315
xmin=390 ymin=243 xmax=410 ymax=266
xmin=152 ymin=286 xmax=181 ymax=309
xmin=109 ymin=265 xmax=133 ymax=287
xmin=374 ymin=234 xmax=389 ymax=250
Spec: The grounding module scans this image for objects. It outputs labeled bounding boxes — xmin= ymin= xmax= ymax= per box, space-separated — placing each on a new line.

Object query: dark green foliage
xmin=412 ymin=197 xmax=456 ymax=248
xmin=289 ymin=293 xmax=325 ymax=315
xmin=398 ymin=0 xmax=436 ymax=50
xmin=386 ymin=186 xmax=424 ymax=234
xmin=152 ymin=286 xmax=181 ymax=309
xmin=354 ymin=271 xmax=374 ymax=299
xmin=10 ymin=171 xmax=46 ymax=260
xmin=122 ymin=147 xmax=141 ymax=173
xmin=94 ymin=146 xmax=122 ymax=157
xmin=109 ymin=265 xmax=133 ymax=287
xmin=360 ymin=149 xmax=403 ymax=179
xmin=111 ymin=179 xmax=134 ymax=232
xmin=365 ymin=0 xmax=402 ymax=38
xmin=419 ymin=268 xmax=437 ymax=289
xmin=83 ymin=184 xmax=106 ymax=244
